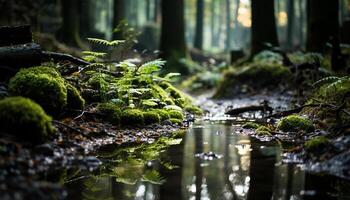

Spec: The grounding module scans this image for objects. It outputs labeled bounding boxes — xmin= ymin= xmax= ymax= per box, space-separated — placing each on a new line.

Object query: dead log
xmin=0 ymin=25 xmax=32 ymax=47
xmin=0 ymin=43 xmax=42 ymax=67
xmin=225 ymin=104 xmax=273 ymax=116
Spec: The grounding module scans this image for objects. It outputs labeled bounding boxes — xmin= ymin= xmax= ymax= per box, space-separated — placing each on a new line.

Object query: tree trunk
xmin=210 ymin=0 xmax=216 ymax=47
xmin=286 ymin=0 xmax=295 ymax=49
xmin=306 ymin=0 xmax=339 ymax=52
xmin=233 ymin=0 xmax=240 ymax=47
xmin=251 ymin=0 xmax=279 ymax=55
xmin=153 ymin=0 xmax=160 ymax=23
xmin=58 ymin=0 xmax=82 ymax=47
xmin=112 ymin=0 xmax=125 ymax=40
xmin=160 ymin=0 xmax=189 ymax=72
xmin=79 ymin=0 xmax=94 ymax=38
xmin=298 ymin=0 xmax=305 ymax=48
xmin=194 ymin=0 xmax=204 ymax=50
xmin=225 ymin=0 xmax=231 ymax=51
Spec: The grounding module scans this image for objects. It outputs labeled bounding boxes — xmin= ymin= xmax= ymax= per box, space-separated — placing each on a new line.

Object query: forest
xmin=0 ymin=0 xmax=350 ymax=199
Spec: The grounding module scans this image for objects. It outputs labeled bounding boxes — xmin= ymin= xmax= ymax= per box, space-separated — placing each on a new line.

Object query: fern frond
xmin=141 ymin=170 xmax=165 ymax=184
xmin=87 ymin=38 xmax=125 ymax=47
xmin=312 ymin=76 xmax=340 ymax=87
xmin=82 ymin=51 xmax=107 ymax=57
xmin=138 ymin=59 xmax=166 ymax=74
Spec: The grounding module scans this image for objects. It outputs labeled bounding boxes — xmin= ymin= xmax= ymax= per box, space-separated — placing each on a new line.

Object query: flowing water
xmin=65 ymin=96 xmax=348 ymax=200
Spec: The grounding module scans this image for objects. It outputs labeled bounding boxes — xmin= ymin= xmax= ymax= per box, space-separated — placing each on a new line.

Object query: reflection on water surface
xmin=66 ymin=121 xmax=344 ymax=200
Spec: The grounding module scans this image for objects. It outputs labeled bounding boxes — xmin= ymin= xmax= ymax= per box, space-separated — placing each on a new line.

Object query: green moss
xmin=120 ymin=109 xmax=144 ymax=126
xmin=172 ymin=129 xmax=187 ymax=138
xmin=256 ymin=126 xmax=272 ymax=136
xmin=242 ymin=122 xmax=260 ymax=129
xmin=277 ymin=115 xmax=314 ymax=133
xmin=143 ymin=111 xmax=161 ymax=125
xmin=170 ymin=118 xmax=183 ymax=126
xmin=256 ymin=130 xmax=272 ymax=136
xmin=168 ymin=110 xmax=184 ymax=120
xmin=9 ymin=68 xmax=67 ymax=116
xmin=66 ymin=83 xmax=85 ymax=110
xmin=214 ymin=63 xmax=292 ymax=98
xmin=304 ymin=136 xmax=329 ymax=151
xmin=0 ymin=97 xmax=55 ymax=143
xmin=152 ymin=109 xmax=170 ymax=121
xmin=184 ymin=105 xmax=203 ymax=115
xmin=97 ymin=103 xmax=121 ymax=125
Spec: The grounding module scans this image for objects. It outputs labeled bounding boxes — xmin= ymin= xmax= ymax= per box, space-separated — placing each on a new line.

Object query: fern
xmin=141 ymin=170 xmax=165 ymax=184
xmin=137 ymin=59 xmax=166 ymax=74
xmin=87 ymin=38 xmax=125 ymax=47
xmin=312 ymin=76 xmax=340 ymax=88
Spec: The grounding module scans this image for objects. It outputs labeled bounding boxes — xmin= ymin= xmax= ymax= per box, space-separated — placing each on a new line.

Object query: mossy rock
xmin=168 ymin=110 xmax=184 ymax=121
xmin=170 ymin=118 xmax=183 ymax=126
xmin=0 ymin=97 xmax=55 ymax=143
xmin=172 ymin=129 xmax=187 ymax=138
xmin=120 ymin=109 xmax=144 ymax=126
xmin=214 ymin=63 xmax=292 ymax=98
xmin=184 ymin=105 xmax=203 ymax=115
xmin=66 ymin=83 xmax=85 ymax=110
xmin=151 ymin=109 xmax=170 ymax=121
xmin=304 ymin=136 xmax=329 ymax=151
xmin=256 ymin=126 xmax=272 ymax=136
xmin=242 ymin=122 xmax=260 ymax=129
xmin=9 ymin=67 xmax=67 ymax=116
xmin=277 ymin=115 xmax=314 ymax=133
xmin=143 ymin=111 xmax=161 ymax=125
xmin=97 ymin=103 xmax=121 ymax=125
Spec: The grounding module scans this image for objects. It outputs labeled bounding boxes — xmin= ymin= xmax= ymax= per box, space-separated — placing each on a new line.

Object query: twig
xmin=225 ymin=105 xmax=273 ymax=116
xmin=42 ymin=51 xmax=90 ymax=66
xmin=52 ymin=120 xmax=92 ymax=139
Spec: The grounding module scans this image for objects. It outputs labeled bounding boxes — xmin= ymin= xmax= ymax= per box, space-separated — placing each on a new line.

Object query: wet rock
xmin=195 ymin=152 xmax=223 ymax=161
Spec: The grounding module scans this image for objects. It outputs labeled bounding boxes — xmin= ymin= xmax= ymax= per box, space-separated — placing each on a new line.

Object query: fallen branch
xmin=225 ymin=104 xmax=273 ymax=116
xmin=265 ymin=102 xmax=350 ymax=118
xmin=42 ymin=51 xmax=90 ymax=66
xmin=53 ymin=120 xmax=92 ymax=139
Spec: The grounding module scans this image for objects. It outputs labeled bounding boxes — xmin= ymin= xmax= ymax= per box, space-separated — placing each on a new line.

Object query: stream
xmin=63 ymin=95 xmax=348 ymax=200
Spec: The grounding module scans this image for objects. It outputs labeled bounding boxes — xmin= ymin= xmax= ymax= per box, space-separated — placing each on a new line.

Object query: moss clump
xmin=170 ymin=118 xmax=183 ymax=126
xmin=0 ymin=97 xmax=55 ymax=143
xmin=172 ymin=129 xmax=187 ymax=138
xmin=120 ymin=109 xmax=144 ymax=126
xmin=304 ymin=136 xmax=329 ymax=151
xmin=9 ymin=67 xmax=67 ymax=116
xmin=143 ymin=111 xmax=161 ymax=125
xmin=214 ymin=63 xmax=292 ymax=98
xmin=152 ymin=109 xmax=170 ymax=121
xmin=184 ymin=105 xmax=203 ymax=115
xmin=168 ymin=110 xmax=184 ymax=121
xmin=242 ymin=122 xmax=260 ymax=129
xmin=256 ymin=126 xmax=272 ymax=136
xmin=97 ymin=103 xmax=121 ymax=125
xmin=277 ymin=115 xmax=314 ymax=133
xmin=66 ymin=83 xmax=85 ymax=110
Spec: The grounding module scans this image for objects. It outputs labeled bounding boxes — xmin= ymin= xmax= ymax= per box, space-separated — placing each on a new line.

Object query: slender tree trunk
xmin=233 ymin=0 xmax=240 ymax=47
xmin=286 ymin=0 xmax=295 ymax=49
xmin=194 ymin=0 xmax=204 ymax=50
xmin=160 ymin=0 xmax=189 ymax=72
xmin=306 ymin=0 xmax=339 ymax=52
xmin=112 ymin=0 xmax=125 ymax=40
xmin=299 ymin=0 xmax=305 ymax=48
xmin=146 ymin=0 xmax=151 ymax=21
xmin=225 ymin=0 xmax=231 ymax=51
xmin=210 ymin=0 xmax=216 ymax=47
xmin=154 ymin=0 xmax=160 ymax=23
xmin=58 ymin=0 xmax=82 ymax=47
xmin=251 ymin=0 xmax=279 ymax=55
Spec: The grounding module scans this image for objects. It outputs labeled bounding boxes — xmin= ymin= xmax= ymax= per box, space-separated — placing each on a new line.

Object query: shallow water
xmin=65 ymin=120 xmax=348 ymax=200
